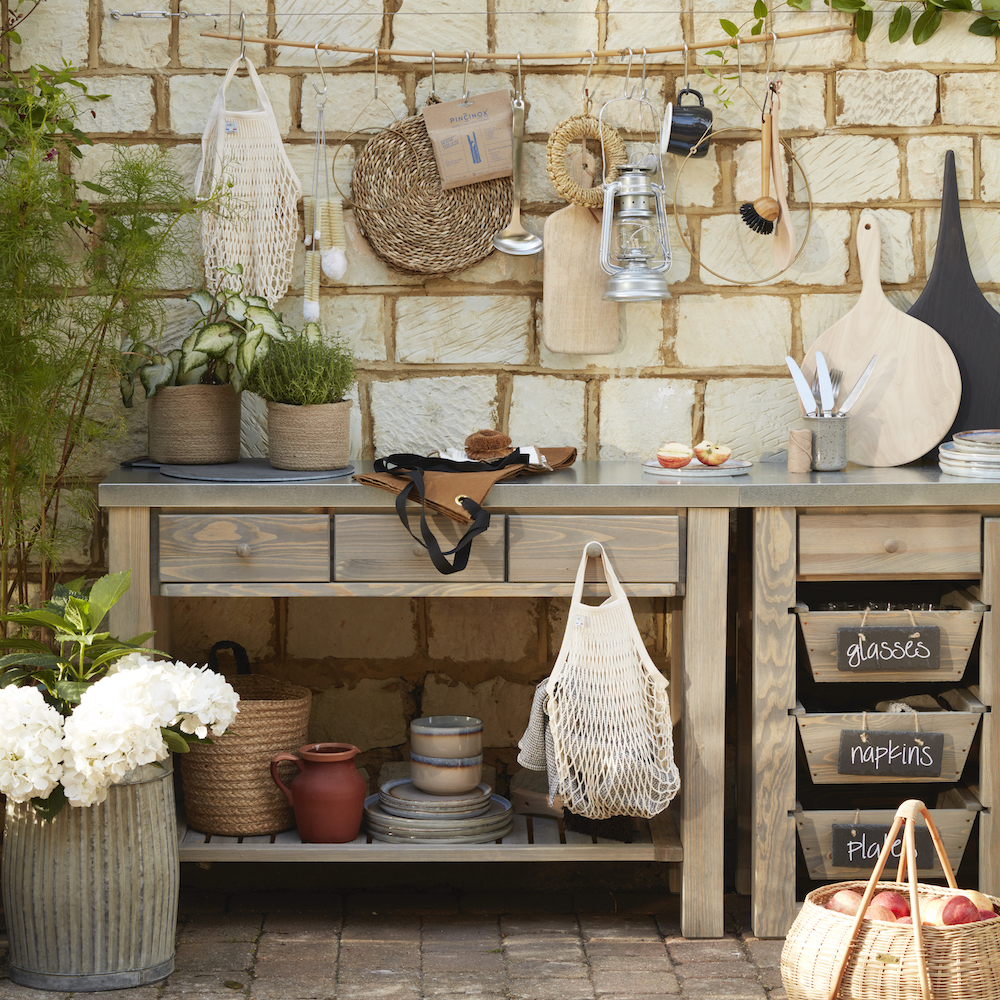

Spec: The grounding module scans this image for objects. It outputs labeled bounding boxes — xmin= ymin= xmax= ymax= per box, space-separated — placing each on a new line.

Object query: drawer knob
xmin=884 ymin=538 xmax=899 ymax=553
xmin=236 ymin=543 xmax=253 ymax=558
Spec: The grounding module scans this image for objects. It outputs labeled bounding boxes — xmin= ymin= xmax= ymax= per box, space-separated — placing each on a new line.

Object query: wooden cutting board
xmin=542 ymin=154 xmax=619 ymax=355
xmin=907 ymin=150 xmax=1000 ymax=439
xmin=801 ymin=214 xmax=961 ymax=468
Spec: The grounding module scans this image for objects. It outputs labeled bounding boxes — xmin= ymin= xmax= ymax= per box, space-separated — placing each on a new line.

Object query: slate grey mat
xmin=156 ymin=458 xmax=354 ymax=482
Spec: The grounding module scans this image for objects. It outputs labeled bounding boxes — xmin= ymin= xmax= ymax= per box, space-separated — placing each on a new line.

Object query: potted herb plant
xmin=0 ymin=570 xmax=239 ymax=990
xmin=243 ymin=323 xmax=356 ymax=471
xmin=119 ymin=268 xmax=289 ymax=465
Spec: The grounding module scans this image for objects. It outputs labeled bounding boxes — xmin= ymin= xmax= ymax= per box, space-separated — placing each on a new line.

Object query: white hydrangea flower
xmin=105 ymin=649 xmax=158 ymax=674
xmin=0 ymin=686 xmax=65 ymax=802
xmin=158 ymin=661 xmax=240 ymax=738
xmin=61 ymin=665 xmax=178 ymax=807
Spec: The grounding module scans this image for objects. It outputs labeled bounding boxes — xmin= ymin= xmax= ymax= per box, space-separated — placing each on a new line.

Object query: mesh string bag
xmin=195 ymin=56 xmax=302 ymax=305
xmin=546 ymin=543 xmax=679 ymax=820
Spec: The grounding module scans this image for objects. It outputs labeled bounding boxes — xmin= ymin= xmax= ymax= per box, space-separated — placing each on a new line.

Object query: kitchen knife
xmin=835 ymin=355 xmax=878 ymax=416
xmin=815 ymin=351 xmax=834 ymax=416
xmin=786 ymin=356 xmax=818 ymax=416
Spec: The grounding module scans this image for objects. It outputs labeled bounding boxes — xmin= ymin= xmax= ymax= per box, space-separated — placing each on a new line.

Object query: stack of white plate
xmin=364 ymin=790 xmax=513 ymax=844
xmin=939 ymin=431 xmax=1000 ymax=479
xmin=378 ymin=778 xmax=492 ymax=819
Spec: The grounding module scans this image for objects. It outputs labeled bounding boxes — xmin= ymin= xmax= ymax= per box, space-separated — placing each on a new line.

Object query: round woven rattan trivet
xmin=351 ymin=113 xmax=513 ymax=276
xmin=545 ymin=114 xmax=627 ymax=208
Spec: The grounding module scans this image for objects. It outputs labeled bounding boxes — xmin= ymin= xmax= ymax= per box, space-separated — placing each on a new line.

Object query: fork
xmin=812 ymin=368 xmax=843 ymax=409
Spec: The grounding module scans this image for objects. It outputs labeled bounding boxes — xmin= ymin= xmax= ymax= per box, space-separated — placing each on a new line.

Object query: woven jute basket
xmin=351 ymin=111 xmax=512 ymax=276
xmin=147 ymin=384 xmax=241 ymax=465
xmin=180 ymin=648 xmax=312 ymax=836
xmin=266 ymin=398 xmax=351 ymax=471
xmin=781 ymin=799 xmax=1000 ymax=1000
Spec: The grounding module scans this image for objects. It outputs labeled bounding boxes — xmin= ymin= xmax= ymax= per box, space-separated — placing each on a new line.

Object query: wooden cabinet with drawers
xmin=100 ymin=463 xmax=733 ymax=940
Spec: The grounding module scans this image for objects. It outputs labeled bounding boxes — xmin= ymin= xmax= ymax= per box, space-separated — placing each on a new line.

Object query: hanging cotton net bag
xmin=195 ymin=56 xmax=302 ymax=306
xmin=546 ymin=543 xmax=680 ymax=820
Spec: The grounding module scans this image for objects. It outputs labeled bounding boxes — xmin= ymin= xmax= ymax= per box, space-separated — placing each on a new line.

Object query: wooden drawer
xmin=798 ymin=513 xmax=981 ymax=579
xmin=507 ymin=515 xmax=683 ymax=583
xmin=159 ymin=515 xmax=330 ymax=582
xmin=334 ymin=514 xmax=505 ymax=582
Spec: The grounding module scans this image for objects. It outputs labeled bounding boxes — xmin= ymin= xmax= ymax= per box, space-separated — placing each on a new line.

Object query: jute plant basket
xmin=180 ymin=644 xmax=312 ymax=836
xmin=147 ymin=383 xmax=241 ymax=465
xmin=781 ymin=799 xmax=1000 ymax=1000
xmin=266 ymin=398 xmax=350 ymax=471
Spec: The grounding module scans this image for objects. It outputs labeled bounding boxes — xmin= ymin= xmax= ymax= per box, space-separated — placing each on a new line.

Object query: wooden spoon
xmin=769 ymin=81 xmax=796 ymax=271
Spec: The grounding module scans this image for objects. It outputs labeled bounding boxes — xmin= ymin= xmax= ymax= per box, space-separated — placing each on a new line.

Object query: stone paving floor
xmin=0 ymin=889 xmax=787 ymax=1000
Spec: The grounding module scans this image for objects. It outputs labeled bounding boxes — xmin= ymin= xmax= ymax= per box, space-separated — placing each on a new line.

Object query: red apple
xmin=656 ymin=442 xmax=694 ymax=469
xmin=898 ymin=916 xmax=913 ymax=924
xmin=963 ymin=889 xmax=995 ymax=913
xmin=872 ymin=890 xmax=911 ymax=919
xmin=921 ymin=894 xmax=981 ymax=926
xmin=827 ymin=889 xmax=864 ymax=916
xmin=692 ymin=440 xmax=732 ymax=466
xmin=864 ymin=904 xmax=898 ymax=922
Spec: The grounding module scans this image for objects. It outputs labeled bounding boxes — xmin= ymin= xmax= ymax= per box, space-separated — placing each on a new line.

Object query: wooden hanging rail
xmin=198 ymin=23 xmax=851 ymax=63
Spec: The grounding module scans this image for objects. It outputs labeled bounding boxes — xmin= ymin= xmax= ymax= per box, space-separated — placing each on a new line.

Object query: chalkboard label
xmin=837 ymin=729 xmax=944 ymax=778
xmin=836 ymin=625 xmax=940 ymax=672
xmin=832 ymin=823 xmax=935 ymax=869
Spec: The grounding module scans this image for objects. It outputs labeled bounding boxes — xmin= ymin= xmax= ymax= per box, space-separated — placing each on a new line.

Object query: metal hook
xmin=623 ymin=47 xmax=634 ymax=99
xmin=373 ymin=47 xmax=379 ymax=99
xmin=683 ymin=41 xmax=690 ymax=91
xmin=462 ymin=50 xmax=471 ymax=103
xmin=582 ymin=49 xmax=595 ymax=105
xmin=515 ymin=52 xmax=523 ymax=103
xmin=430 ymin=50 xmax=437 ymax=101
xmin=312 ymin=42 xmax=328 ymax=98
xmin=735 ymin=36 xmax=743 ymax=90
xmin=239 ymin=12 xmax=246 ymax=63
xmin=640 ymin=47 xmax=648 ymax=101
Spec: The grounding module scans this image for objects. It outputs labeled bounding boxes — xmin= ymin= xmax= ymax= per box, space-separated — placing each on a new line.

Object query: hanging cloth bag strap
xmin=372 ymin=452 xmax=528 ymax=575
xmin=545 ymin=542 xmax=680 ymax=819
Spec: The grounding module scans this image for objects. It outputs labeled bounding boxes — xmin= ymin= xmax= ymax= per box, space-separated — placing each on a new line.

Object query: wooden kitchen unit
xmin=99 ymin=461 xmax=736 ymax=940
xmin=736 ymin=465 xmax=1000 ymax=939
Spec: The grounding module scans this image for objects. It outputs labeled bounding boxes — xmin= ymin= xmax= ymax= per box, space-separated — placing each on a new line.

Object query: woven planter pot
xmin=266 ymin=399 xmax=351 ymax=471
xmin=147 ymin=384 xmax=241 ymax=465
xmin=2 ymin=762 xmax=179 ymax=991
xmin=180 ymin=675 xmax=312 ymax=836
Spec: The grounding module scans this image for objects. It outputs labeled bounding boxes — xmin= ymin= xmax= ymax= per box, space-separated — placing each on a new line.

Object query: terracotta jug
xmin=269 ymin=743 xmax=366 ymax=843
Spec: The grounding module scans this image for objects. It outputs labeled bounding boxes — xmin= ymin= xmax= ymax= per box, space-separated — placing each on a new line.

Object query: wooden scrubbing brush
xmin=740 ymin=109 xmax=780 ymax=235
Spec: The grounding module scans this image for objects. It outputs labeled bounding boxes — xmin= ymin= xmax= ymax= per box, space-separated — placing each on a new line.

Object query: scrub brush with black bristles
xmin=740 ymin=110 xmax=780 ymax=235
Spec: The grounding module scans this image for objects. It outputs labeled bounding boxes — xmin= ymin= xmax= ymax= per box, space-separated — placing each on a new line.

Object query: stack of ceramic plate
xmin=939 ymin=431 xmax=1000 ymax=479
xmin=378 ymin=778 xmax=492 ymax=819
xmin=364 ymin=792 xmax=514 ymax=844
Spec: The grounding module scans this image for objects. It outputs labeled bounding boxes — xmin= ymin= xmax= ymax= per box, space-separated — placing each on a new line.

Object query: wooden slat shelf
xmin=160 ymin=582 xmax=681 ymax=598
xmin=178 ymin=811 xmax=682 ymax=864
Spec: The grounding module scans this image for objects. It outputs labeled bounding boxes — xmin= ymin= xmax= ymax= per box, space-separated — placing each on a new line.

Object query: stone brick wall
xmin=11 ymin=2 xmax=994 ymax=790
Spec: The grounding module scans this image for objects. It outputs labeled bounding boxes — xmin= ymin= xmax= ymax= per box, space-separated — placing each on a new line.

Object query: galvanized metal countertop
xmin=98 ymin=460 xmax=1000 ymax=510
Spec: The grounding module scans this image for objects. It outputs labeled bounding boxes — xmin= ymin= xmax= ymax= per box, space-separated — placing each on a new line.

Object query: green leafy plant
xmin=243 ymin=325 xmax=356 ymax=406
xmin=0 ymin=571 xmax=159 ymax=712
xmin=119 ymin=269 xmax=289 ymax=405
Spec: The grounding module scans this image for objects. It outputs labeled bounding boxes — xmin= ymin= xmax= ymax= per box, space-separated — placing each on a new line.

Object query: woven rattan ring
xmin=545 ymin=115 xmax=628 ymax=208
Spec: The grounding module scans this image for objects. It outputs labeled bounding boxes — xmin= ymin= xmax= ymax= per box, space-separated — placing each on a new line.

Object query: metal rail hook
xmin=239 ymin=12 xmax=246 ymax=63
xmin=462 ymin=50 xmax=471 ymax=103
xmin=430 ymin=50 xmax=437 ymax=101
xmin=735 ymin=36 xmax=742 ymax=90
xmin=373 ymin=47 xmax=379 ymax=99
xmin=582 ymin=48 xmax=595 ymax=107
xmin=514 ymin=52 xmax=523 ymax=104
xmin=622 ymin=47 xmax=634 ymax=98
xmin=312 ymin=42 xmax=328 ymax=100
xmin=640 ymin=47 xmax=648 ymax=101
xmin=682 ymin=40 xmax=690 ymax=90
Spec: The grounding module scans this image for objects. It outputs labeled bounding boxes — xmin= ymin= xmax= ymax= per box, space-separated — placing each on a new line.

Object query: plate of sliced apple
xmin=642 ymin=440 xmax=752 ymax=477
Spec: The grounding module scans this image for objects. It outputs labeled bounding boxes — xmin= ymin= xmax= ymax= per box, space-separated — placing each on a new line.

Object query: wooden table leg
xmin=751 ymin=506 xmax=798 ymax=938
xmin=677 ymin=506 xmax=729 ymax=938
xmin=979 ymin=518 xmax=1000 ymax=895
xmin=107 ymin=506 xmax=154 ymax=643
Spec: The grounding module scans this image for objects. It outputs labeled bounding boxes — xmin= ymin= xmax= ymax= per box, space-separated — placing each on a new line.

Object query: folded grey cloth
xmin=517 ymin=679 xmax=560 ymax=805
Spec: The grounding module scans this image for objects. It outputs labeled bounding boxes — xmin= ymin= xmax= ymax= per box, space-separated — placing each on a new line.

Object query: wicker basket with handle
xmin=781 ymin=798 xmax=1000 ymax=1000
xmin=180 ymin=642 xmax=312 ymax=836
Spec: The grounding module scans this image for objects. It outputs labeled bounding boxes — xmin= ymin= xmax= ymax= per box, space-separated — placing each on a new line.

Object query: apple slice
xmin=693 ymin=440 xmax=732 ymax=466
xmin=656 ymin=442 xmax=694 ymax=469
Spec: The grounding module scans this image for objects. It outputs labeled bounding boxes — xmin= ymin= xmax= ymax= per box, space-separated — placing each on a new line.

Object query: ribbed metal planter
xmin=2 ymin=761 xmax=179 ymax=991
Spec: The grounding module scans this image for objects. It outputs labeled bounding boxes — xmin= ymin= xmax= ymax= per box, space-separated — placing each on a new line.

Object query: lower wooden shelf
xmin=178 ymin=810 xmax=682 ymax=864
